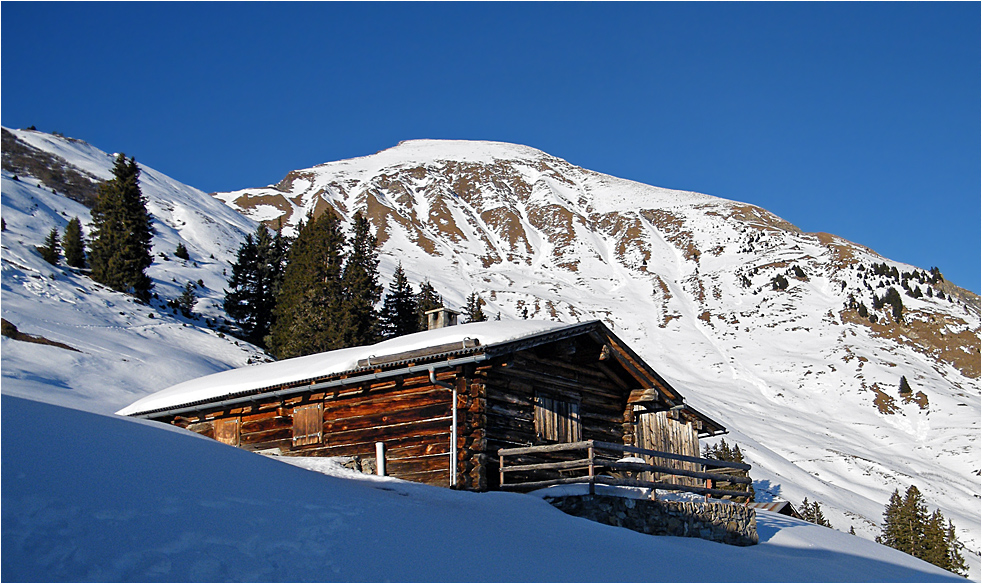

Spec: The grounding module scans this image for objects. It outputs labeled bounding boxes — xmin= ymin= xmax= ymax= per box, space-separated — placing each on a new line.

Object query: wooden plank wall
xmin=176 ymin=369 xmax=461 ymax=488
xmin=479 ymin=349 xmax=630 ymax=490
xmin=634 ymin=409 xmax=700 ymax=486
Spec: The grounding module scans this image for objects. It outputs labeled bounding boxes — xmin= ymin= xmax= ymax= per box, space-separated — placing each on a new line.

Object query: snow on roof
xmin=117 ymin=320 xmax=572 ymax=417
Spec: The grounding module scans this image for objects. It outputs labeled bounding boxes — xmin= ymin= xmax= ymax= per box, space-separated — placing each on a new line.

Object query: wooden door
xmin=634 ymin=408 xmax=699 ymax=486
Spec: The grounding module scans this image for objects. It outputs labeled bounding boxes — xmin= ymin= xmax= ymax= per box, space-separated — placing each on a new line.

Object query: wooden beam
xmin=501 ymin=458 xmax=594 ymax=473
xmin=498 ymin=440 xmax=595 ymax=457
xmin=592 ymin=440 xmax=751 ymax=471
xmin=599 ymin=460 xmax=752 ymax=485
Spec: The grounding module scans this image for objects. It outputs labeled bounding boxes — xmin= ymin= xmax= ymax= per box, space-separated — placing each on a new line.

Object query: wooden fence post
xmin=499 ymin=453 xmax=505 ymax=489
xmin=587 ymin=443 xmax=595 ymax=496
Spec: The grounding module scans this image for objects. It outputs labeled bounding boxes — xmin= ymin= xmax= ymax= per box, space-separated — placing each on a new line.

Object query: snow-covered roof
xmin=117 ymin=320 xmax=574 ymax=417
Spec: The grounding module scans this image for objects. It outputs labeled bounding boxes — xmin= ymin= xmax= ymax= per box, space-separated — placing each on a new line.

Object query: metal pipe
xmin=376 ymin=442 xmax=386 ymax=476
xmin=429 ymin=368 xmax=457 ymax=488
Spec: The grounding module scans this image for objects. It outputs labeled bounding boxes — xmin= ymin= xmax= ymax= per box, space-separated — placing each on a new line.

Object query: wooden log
xmin=385 ymin=441 xmax=451 ymax=460
xmin=492 ymin=366 xmax=621 ymax=402
xmin=324 ymin=416 xmax=453 ymax=446
xmin=240 ymin=415 xmax=290 ymax=434
xmin=599 ymin=460 xmax=753 ymax=484
xmin=592 ymin=475 xmax=749 ymax=498
xmin=501 ymin=458 xmax=594 ymax=473
xmin=499 ymin=440 xmax=595 ymax=456
xmin=485 ymin=412 xmax=534 ymax=433
xmin=511 ymin=352 xmax=614 ymax=383
xmin=325 ymin=402 xmax=451 ymax=434
xmin=485 ymin=400 xmax=533 ymax=421
xmin=499 ymin=476 xmax=595 ymax=491
xmin=239 ymin=427 xmax=292 ymax=446
xmin=282 ymin=430 xmax=451 ymax=459
xmin=592 ymin=440 xmax=751 ymax=471
xmin=392 ymin=468 xmax=449 ymax=487
xmin=186 ymin=421 xmax=215 ymax=439
xmin=241 ymin=436 xmax=292 ymax=452
xmin=386 ymin=454 xmax=453 ymax=475
xmin=323 ymin=386 xmax=449 ymax=413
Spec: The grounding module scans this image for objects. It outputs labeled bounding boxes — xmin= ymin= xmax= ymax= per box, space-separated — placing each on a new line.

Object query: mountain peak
xmin=386 ymin=138 xmax=557 ymax=164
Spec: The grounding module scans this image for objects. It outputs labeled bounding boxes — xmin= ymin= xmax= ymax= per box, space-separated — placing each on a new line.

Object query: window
xmin=534 ymin=392 xmax=581 ymax=443
xmin=214 ymin=417 xmax=240 ymax=447
xmin=293 ymin=403 xmax=323 ymax=446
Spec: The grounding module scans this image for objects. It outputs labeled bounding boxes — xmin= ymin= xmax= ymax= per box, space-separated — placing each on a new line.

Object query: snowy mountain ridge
xmin=1 ymin=128 xmax=978 ymax=578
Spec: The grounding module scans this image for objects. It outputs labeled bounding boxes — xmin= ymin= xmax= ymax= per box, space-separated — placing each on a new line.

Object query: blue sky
xmin=2 ymin=2 xmax=978 ymax=292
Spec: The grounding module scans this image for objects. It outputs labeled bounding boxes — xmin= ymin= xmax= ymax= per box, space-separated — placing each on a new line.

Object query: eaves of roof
xmin=130 ymin=320 xmax=607 ymax=420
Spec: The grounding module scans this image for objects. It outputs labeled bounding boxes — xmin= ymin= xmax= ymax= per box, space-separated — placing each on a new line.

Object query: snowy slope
xmin=2 ymin=129 xmax=977 ymax=578
xmin=1 ymin=127 xmax=266 ymax=413
xmin=216 ymin=139 xmax=981 ymax=574
xmin=1 ymin=394 xmax=964 ymax=582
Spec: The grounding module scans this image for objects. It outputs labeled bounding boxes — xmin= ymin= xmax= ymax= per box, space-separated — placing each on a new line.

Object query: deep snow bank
xmin=1 ymin=395 xmax=961 ymax=582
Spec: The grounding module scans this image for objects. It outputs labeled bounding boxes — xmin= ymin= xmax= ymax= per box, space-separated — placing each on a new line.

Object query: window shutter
xmin=534 ymin=392 xmax=581 ymax=443
xmin=214 ymin=417 xmax=240 ymax=447
xmin=293 ymin=403 xmax=323 ymax=446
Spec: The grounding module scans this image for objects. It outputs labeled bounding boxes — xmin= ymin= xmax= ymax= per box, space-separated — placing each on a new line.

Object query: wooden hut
xmin=119 ymin=318 xmax=726 ymax=491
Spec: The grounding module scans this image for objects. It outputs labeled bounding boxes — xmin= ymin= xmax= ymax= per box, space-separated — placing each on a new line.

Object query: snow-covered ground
xmin=1 ymin=395 xmax=964 ymax=582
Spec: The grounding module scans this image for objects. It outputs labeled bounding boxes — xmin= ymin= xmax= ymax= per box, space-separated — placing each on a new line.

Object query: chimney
xmin=425 ymin=307 xmax=459 ymax=330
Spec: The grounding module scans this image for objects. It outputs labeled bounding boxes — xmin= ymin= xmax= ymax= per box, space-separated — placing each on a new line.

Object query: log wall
xmin=478 ymin=349 xmax=631 ymax=490
xmin=166 ymin=339 xmax=660 ymax=493
xmin=170 ymin=369 xmax=462 ymax=488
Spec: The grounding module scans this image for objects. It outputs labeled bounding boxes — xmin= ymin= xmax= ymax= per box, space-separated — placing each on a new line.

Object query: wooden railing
xmin=498 ymin=440 xmax=752 ymax=498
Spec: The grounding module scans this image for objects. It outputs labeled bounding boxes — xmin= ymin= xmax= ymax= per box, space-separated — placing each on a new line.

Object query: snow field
xmin=1 ymin=395 xmax=964 ymax=583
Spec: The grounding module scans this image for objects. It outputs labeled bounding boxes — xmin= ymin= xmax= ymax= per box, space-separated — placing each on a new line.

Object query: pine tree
xmin=89 ymin=154 xmax=154 ymax=300
xmin=37 ymin=227 xmax=61 ymax=265
xmin=877 ymin=485 xmax=968 ymax=575
xmin=379 ymin=262 xmax=420 ymax=339
xmin=175 ymin=281 xmax=197 ymax=316
xmin=415 ymin=280 xmax=444 ymax=329
xmin=801 ymin=497 xmax=813 ymax=523
xmin=341 ymin=212 xmax=381 ymax=346
xmin=174 ymin=242 xmax=190 ymax=261
xmin=224 ymin=225 xmax=288 ymax=346
xmin=268 ymin=211 xmax=347 ymax=359
xmin=945 ymin=519 xmax=969 ymax=577
xmin=811 ymin=501 xmax=832 ymax=528
xmin=877 ymin=489 xmax=906 ymax=548
xmin=63 ymin=217 xmax=86 ymax=268
xmin=463 ymin=292 xmax=487 ymax=323
xmin=225 ymin=232 xmax=259 ymax=334
xmin=702 ymin=439 xmax=754 ymax=500
xmin=923 ymin=509 xmax=948 ymax=570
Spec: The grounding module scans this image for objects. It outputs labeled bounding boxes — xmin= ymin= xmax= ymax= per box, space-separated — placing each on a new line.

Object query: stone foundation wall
xmin=545 ymin=495 xmax=758 ymax=546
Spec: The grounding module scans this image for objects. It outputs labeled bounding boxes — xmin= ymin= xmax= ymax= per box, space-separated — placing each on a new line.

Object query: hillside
xmin=216 ymin=139 xmax=981 ymax=570
xmin=1 ymin=127 xmax=266 ymax=413
xmin=1 ymin=394 xmax=964 ymax=582
xmin=1 ymin=129 xmax=978 ymax=578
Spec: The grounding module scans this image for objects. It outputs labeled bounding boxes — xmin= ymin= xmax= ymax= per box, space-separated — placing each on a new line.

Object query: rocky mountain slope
xmin=1 ymin=130 xmax=977 ymax=576
xmin=216 ymin=139 xmax=981 ymax=570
